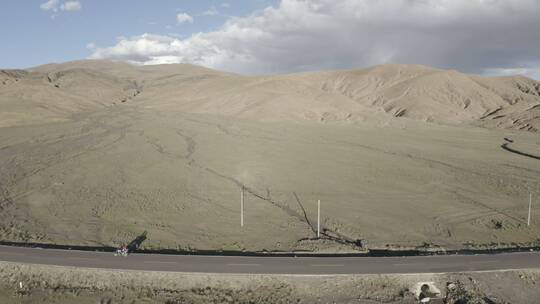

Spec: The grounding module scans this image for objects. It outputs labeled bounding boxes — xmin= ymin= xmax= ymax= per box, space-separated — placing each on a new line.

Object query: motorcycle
xmin=114 ymin=247 xmax=129 ymax=257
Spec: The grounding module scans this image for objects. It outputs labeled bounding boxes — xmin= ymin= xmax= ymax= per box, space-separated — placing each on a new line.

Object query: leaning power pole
xmin=528 ymin=193 xmax=532 ymax=227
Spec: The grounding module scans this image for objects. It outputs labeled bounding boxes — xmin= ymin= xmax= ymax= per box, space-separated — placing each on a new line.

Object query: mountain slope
xmin=289 ymin=65 xmax=540 ymax=130
xmin=2 ymin=60 xmax=540 ymax=131
xmin=139 ymin=63 xmax=540 ymax=130
xmin=0 ymin=66 xmax=141 ymax=127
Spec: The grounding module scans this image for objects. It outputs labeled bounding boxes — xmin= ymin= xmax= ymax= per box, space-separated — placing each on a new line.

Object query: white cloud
xmin=485 ymin=67 xmax=540 ymax=80
xmin=61 ymin=1 xmax=82 ymax=11
xmin=41 ymin=0 xmax=81 ymax=14
xmin=86 ymin=42 xmax=96 ymax=49
xmin=202 ymin=6 xmax=219 ymax=16
xmin=176 ymin=13 xmax=194 ymax=24
xmin=90 ymin=0 xmax=540 ymax=77
xmin=40 ymin=0 xmax=59 ymax=11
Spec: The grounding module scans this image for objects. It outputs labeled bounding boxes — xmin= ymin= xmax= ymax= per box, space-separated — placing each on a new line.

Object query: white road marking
xmin=0 ymin=252 xmax=25 ymax=256
xmin=471 ymin=260 xmax=499 ymax=264
xmin=67 ymin=257 xmax=96 ymax=261
xmin=392 ymin=262 xmax=424 ymax=266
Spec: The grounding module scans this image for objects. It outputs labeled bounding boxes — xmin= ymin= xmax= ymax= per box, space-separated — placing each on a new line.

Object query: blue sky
xmin=1 ymin=1 xmax=539 ymax=78
xmin=0 ymin=0 xmax=277 ymax=69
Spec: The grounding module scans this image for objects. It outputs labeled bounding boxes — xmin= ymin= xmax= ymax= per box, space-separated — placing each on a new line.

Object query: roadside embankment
xmin=1 ymin=261 xmax=540 ymax=303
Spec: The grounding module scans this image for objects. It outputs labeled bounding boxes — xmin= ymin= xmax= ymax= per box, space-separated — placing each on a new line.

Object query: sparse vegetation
xmin=1 ymin=262 xmax=539 ymax=303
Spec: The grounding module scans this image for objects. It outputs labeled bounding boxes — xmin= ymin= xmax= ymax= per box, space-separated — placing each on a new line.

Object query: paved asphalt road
xmin=1 ymin=245 xmax=539 ymax=275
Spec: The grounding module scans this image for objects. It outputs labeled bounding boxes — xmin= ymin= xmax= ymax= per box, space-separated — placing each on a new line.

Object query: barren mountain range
xmin=2 ymin=60 xmax=539 ymax=131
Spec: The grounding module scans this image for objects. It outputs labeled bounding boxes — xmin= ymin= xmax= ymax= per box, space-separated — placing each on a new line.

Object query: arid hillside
xmin=0 ymin=66 xmax=138 ymax=127
xmin=2 ymin=60 xmax=539 ymax=131
xmin=1 ymin=60 xmax=539 ymax=252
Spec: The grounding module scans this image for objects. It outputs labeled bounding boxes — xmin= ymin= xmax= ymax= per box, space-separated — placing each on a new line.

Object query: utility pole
xmin=241 ymin=187 xmax=244 ymax=227
xmin=528 ymin=193 xmax=532 ymax=227
xmin=317 ymin=199 xmax=321 ymax=238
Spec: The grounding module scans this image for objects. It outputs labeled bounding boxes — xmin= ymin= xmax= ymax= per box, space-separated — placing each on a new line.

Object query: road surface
xmin=1 ymin=245 xmax=539 ymax=275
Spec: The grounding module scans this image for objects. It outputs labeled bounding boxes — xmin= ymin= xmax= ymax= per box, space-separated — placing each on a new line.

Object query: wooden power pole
xmin=241 ymin=187 xmax=244 ymax=227
xmin=317 ymin=199 xmax=321 ymax=238
xmin=528 ymin=193 xmax=532 ymax=227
